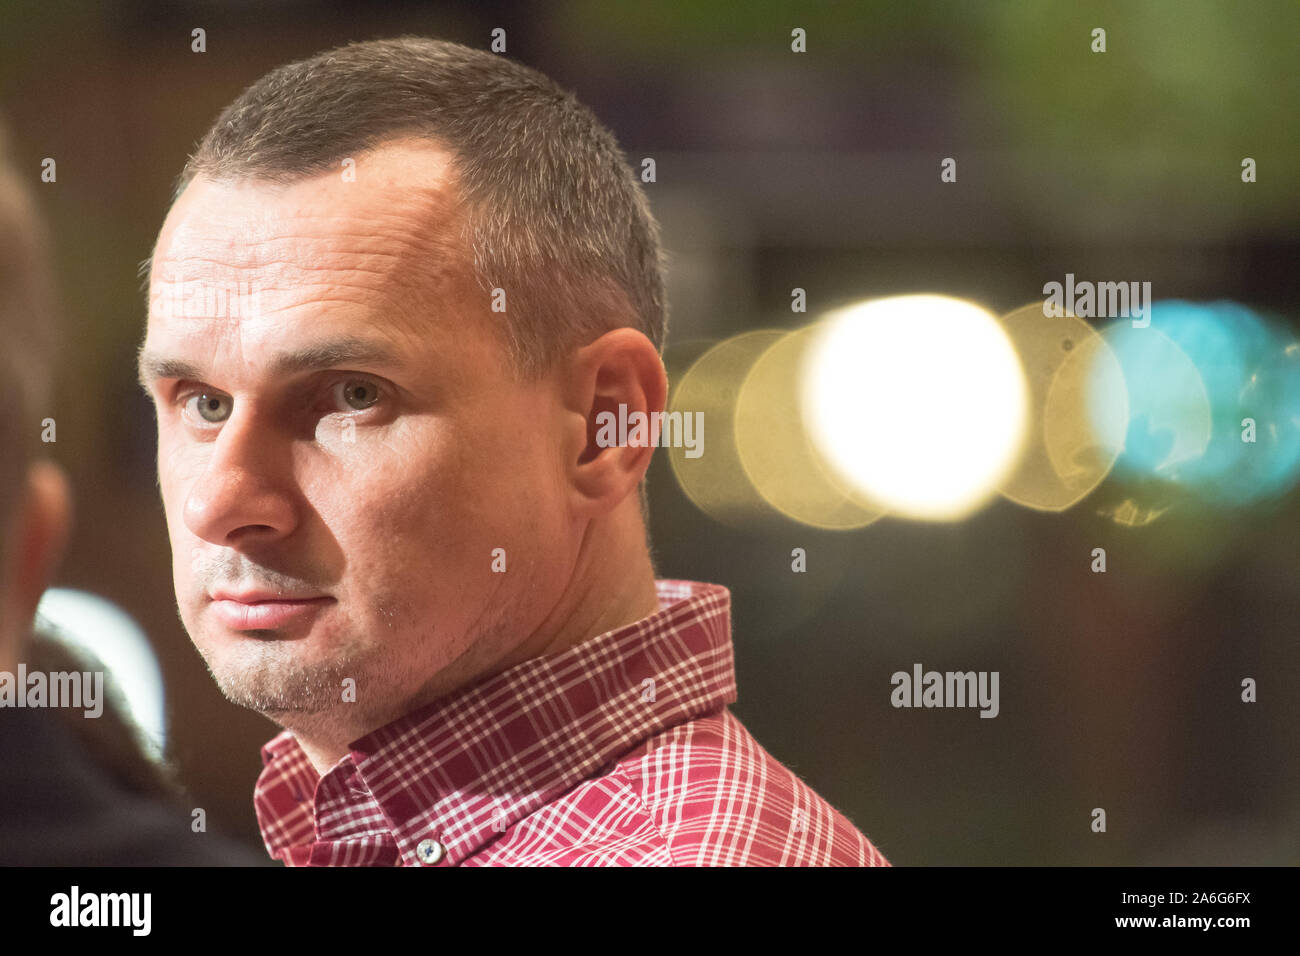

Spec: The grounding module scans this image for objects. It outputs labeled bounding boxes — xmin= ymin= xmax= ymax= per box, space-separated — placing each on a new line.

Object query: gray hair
xmin=165 ymin=35 xmax=668 ymax=378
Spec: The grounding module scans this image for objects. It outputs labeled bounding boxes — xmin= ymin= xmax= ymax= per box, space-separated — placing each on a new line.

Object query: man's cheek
xmin=158 ymin=444 xmax=206 ymax=515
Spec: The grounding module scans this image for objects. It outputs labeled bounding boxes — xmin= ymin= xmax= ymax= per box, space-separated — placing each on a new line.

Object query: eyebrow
xmin=136 ymin=338 xmax=401 ymax=392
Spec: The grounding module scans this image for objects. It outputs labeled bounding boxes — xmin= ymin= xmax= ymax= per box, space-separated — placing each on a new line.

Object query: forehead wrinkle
xmin=149 ymin=164 xmax=476 ymax=357
xmin=158 ymin=224 xmax=436 ymax=276
xmin=156 ymin=203 xmax=468 ymax=314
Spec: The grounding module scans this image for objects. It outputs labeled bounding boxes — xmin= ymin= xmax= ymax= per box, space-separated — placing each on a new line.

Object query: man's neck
xmin=290 ymin=505 xmax=660 ymax=777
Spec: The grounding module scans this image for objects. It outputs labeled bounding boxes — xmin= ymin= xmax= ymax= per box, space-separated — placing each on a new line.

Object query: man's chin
xmin=195 ymin=634 xmax=362 ymax=716
xmin=208 ymin=665 xmax=350 ymax=717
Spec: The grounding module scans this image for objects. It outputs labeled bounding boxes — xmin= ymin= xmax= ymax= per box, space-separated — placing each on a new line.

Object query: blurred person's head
xmin=0 ymin=116 xmax=175 ymax=799
xmin=138 ymin=37 xmax=670 ymax=768
xmin=0 ymin=117 xmax=71 ymax=676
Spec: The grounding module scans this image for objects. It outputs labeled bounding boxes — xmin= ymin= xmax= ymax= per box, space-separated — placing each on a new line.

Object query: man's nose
xmin=182 ymin=409 xmax=298 ymax=547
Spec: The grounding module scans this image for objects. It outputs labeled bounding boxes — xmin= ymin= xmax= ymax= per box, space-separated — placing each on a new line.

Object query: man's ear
xmin=561 ymin=327 xmax=668 ymax=516
xmin=1 ymin=460 xmax=72 ymax=643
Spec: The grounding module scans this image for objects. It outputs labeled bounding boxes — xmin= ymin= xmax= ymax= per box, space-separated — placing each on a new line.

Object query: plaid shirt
xmin=253 ymin=579 xmax=890 ymax=866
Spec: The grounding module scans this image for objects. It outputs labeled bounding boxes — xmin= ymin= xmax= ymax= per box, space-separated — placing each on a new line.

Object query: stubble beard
xmin=185 ymin=584 xmax=527 ymax=744
xmin=187 ymin=604 xmax=409 ymax=741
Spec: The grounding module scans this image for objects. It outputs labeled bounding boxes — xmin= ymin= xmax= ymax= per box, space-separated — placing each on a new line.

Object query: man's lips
xmin=208 ymin=591 xmax=334 ymax=631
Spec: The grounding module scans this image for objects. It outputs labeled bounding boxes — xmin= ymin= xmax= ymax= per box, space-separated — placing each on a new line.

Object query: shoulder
xmin=608 ymin=708 xmax=890 ymax=866
xmin=0 ymin=711 xmax=268 ymax=866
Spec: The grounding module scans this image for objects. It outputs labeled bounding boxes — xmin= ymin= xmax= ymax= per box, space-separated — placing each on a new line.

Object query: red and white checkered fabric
xmin=254 ymin=580 xmax=890 ymax=866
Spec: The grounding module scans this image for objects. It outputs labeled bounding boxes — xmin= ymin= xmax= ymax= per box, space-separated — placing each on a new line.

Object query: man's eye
xmin=333 ymin=379 xmax=380 ymax=411
xmin=186 ymin=392 xmax=232 ymax=423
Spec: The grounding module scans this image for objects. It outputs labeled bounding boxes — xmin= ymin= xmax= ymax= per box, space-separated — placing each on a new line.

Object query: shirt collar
xmin=254 ymin=579 xmax=735 ymax=865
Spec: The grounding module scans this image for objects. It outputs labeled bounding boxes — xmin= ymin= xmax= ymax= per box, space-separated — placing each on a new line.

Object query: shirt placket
xmin=307 ymin=763 xmax=398 ymax=866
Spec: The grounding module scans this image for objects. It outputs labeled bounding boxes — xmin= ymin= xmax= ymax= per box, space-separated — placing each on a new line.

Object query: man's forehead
xmin=152 ymin=141 xmax=467 ymax=278
xmin=146 ymin=143 xmax=474 ymax=341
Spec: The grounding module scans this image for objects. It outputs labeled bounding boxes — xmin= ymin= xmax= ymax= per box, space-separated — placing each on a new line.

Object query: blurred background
xmin=1 ymin=0 xmax=1296 ymax=864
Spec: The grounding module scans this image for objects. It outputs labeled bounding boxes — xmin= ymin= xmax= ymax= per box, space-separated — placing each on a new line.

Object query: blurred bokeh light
xmin=802 ymin=295 xmax=1030 ymax=521
xmin=35 ymin=588 xmax=167 ymax=761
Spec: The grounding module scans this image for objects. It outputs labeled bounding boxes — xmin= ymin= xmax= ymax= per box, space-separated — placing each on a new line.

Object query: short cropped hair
xmin=166 ymin=36 xmax=668 ymax=378
xmin=0 ymin=118 xmax=56 ymax=534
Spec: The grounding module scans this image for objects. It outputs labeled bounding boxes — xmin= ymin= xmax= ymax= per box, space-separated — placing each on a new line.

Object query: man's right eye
xmin=183 ymin=392 xmax=232 ymax=424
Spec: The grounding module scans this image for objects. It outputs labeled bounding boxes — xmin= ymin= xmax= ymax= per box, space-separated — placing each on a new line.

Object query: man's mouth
xmin=208 ymin=590 xmax=335 ymax=631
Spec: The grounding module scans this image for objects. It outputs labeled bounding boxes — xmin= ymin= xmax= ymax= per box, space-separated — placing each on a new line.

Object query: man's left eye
xmin=333 ymin=379 xmax=381 ymax=411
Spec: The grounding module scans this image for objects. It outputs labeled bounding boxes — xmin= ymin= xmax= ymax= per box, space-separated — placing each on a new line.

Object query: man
xmin=0 ymin=117 xmax=263 ymax=865
xmin=138 ymin=36 xmax=889 ymax=866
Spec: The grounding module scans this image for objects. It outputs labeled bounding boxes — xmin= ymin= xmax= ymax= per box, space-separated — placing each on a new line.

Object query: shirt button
xmin=415 ymin=839 xmax=445 ymax=865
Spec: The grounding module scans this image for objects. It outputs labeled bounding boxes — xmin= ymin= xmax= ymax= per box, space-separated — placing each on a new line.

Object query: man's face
xmin=141 ymin=143 xmax=577 ymax=731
